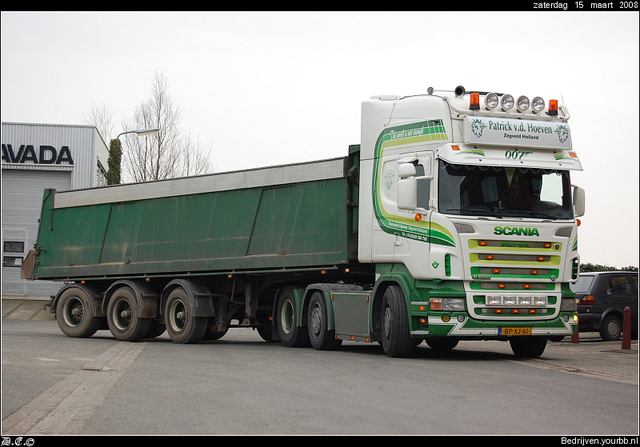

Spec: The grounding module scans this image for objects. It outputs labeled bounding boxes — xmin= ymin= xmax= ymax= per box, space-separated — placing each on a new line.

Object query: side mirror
xmin=573 ymin=186 xmax=585 ymax=217
xmin=397 ymin=163 xmax=416 ymax=178
xmin=397 ymin=163 xmax=417 ymax=210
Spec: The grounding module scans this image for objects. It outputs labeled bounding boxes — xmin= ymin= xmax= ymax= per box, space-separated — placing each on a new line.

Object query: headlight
xmin=501 ymin=94 xmax=514 ymax=111
xmin=518 ymin=296 xmax=532 ymax=305
xmin=485 ymin=93 xmax=499 ymax=110
xmin=533 ymin=296 xmax=547 ymax=306
xmin=443 ymin=298 xmax=465 ymax=311
xmin=532 ymin=96 xmax=545 ymax=113
xmin=485 ymin=295 xmax=548 ymax=306
xmin=516 ymin=95 xmax=530 ymax=112
xmin=561 ymin=298 xmax=577 ymax=312
xmin=430 ymin=298 xmax=466 ymax=311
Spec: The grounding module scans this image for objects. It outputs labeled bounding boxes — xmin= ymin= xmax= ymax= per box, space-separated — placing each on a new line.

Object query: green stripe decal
xmin=372 ymin=120 xmax=454 ymax=247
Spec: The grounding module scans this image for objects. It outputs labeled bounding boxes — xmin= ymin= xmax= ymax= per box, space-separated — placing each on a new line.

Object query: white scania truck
xmin=357 ymin=86 xmax=583 ymax=357
xmin=27 ymin=86 xmax=584 ymax=358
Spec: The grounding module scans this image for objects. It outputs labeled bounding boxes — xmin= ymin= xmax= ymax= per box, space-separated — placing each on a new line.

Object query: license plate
xmin=499 ymin=327 xmax=532 ymax=336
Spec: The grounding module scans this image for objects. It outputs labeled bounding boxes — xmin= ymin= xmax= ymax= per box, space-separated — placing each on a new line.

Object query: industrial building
xmin=2 ymin=122 xmax=109 ymax=298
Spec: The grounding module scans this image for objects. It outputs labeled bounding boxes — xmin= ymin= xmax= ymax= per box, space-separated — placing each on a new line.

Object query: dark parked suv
xmin=571 ymin=271 xmax=638 ymax=341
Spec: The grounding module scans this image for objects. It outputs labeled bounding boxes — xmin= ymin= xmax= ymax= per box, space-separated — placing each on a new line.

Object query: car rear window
xmin=571 ymin=276 xmax=594 ymax=293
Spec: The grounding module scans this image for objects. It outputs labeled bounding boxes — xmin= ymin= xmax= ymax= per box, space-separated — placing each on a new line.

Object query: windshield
xmin=438 ymin=161 xmax=573 ymax=219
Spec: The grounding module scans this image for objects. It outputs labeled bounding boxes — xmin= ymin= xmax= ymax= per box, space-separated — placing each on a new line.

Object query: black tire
xmin=107 ymin=287 xmax=152 ymax=341
xmin=146 ymin=323 xmax=166 ymax=339
xmin=164 ymin=287 xmax=207 ymax=344
xmin=599 ymin=314 xmax=622 ymax=341
xmin=380 ymin=285 xmax=415 ymax=358
xmin=426 ymin=338 xmax=459 ymax=351
xmin=509 ymin=337 xmax=547 ymax=358
xmin=56 ymin=287 xmax=103 ymax=338
xmin=307 ymin=292 xmax=342 ymax=350
xmin=202 ymin=324 xmax=228 ymax=341
xmin=255 ymin=311 xmax=278 ymax=343
xmin=256 ymin=325 xmax=277 ymax=343
xmin=276 ymin=287 xmax=310 ymax=347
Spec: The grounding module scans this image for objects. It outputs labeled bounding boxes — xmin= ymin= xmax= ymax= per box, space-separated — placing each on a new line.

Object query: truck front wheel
xmin=380 ymin=285 xmax=415 ymax=358
xmin=164 ymin=288 xmax=207 ymax=344
xmin=107 ymin=287 xmax=152 ymax=341
xmin=426 ymin=338 xmax=459 ymax=350
xmin=56 ymin=287 xmax=102 ymax=338
xmin=509 ymin=336 xmax=547 ymax=358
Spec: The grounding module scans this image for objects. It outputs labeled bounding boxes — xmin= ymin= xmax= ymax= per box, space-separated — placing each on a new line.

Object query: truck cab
xmin=358 ymin=86 xmax=584 ymax=356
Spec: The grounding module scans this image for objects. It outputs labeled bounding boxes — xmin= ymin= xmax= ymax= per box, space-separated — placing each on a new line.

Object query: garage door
xmin=2 ymin=169 xmax=71 ymax=297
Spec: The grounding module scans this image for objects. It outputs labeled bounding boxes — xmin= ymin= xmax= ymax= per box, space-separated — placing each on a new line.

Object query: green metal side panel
xmin=34 ymin=174 xmax=352 ymax=280
xmin=248 ymin=182 xmax=346 ymax=256
xmin=43 ymin=203 xmax=112 ymax=268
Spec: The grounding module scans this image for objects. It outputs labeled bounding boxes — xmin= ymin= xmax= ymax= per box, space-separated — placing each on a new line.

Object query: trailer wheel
xmin=56 ymin=287 xmax=102 ymax=338
xmin=509 ymin=336 xmax=547 ymax=358
xmin=256 ymin=325 xmax=275 ymax=343
xmin=380 ymin=285 xmax=415 ymax=358
xmin=164 ymin=288 xmax=207 ymax=344
xmin=202 ymin=322 xmax=228 ymax=341
xmin=276 ymin=287 xmax=310 ymax=347
xmin=255 ymin=313 xmax=277 ymax=343
xmin=107 ymin=287 xmax=152 ymax=341
xmin=146 ymin=323 xmax=166 ymax=339
xmin=307 ymin=292 xmax=342 ymax=350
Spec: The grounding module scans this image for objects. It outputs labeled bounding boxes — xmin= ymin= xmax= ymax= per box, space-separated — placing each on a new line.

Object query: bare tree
xmin=83 ymin=102 xmax=120 ymax=184
xmin=121 ymin=70 xmax=213 ymax=183
xmin=83 ymin=102 xmax=114 ymax=142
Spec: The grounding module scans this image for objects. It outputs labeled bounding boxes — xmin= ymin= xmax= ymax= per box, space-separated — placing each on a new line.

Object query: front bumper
xmin=411 ymin=311 xmax=578 ymax=339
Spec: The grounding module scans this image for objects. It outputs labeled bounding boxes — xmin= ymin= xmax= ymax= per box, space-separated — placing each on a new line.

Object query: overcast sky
xmin=1 ymin=11 xmax=638 ymax=267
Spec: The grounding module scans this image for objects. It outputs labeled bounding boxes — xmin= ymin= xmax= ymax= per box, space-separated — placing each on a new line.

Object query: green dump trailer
xmin=24 ymin=87 xmax=585 ymax=358
xmin=25 ymin=149 xmax=369 ymax=346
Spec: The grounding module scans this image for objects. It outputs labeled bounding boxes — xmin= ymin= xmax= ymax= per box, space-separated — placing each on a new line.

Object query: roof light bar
xmin=453 ymin=87 xmax=560 ymax=117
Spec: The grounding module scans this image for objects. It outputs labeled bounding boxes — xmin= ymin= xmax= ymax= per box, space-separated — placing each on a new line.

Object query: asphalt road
xmin=2 ymin=299 xmax=638 ymax=436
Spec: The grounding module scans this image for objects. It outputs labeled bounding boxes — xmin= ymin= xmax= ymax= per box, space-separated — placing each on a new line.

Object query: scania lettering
xmin=494 ymin=226 xmax=540 ymax=236
xmin=24 ymin=86 xmax=584 ymax=358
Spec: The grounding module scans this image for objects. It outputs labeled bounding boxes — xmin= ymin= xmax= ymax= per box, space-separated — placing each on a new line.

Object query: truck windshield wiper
xmin=442 ymin=206 xmax=502 ymax=218
xmin=501 ymin=209 xmax=563 ymax=219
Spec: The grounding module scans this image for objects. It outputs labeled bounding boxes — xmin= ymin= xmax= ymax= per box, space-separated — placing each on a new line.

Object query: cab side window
xmin=415 ymin=164 xmax=430 ymax=210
